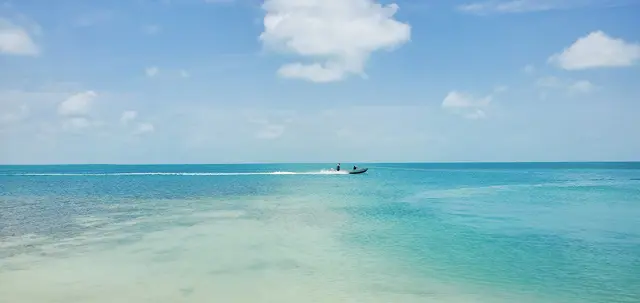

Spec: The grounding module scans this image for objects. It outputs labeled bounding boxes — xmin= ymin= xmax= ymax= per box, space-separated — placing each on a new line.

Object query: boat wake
xmin=3 ymin=170 xmax=349 ymax=177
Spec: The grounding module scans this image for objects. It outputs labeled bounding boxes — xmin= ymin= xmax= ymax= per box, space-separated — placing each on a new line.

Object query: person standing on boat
xmin=336 ymin=163 xmax=341 ymax=171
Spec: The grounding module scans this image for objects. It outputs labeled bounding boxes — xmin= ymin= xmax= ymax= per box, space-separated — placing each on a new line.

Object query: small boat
xmin=348 ymin=168 xmax=368 ymax=174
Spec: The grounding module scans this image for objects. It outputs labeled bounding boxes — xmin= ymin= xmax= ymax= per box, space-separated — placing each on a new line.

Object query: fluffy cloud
xmin=55 ymin=91 xmax=102 ymax=132
xmin=276 ymin=63 xmax=346 ymax=83
xmin=548 ymin=31 xmax=640 ymax=70
xmin=145 ymin=66 xmax=159 ymax=77
xmin=0 ymin=18 xmax=39 ymax=56
xmin=259 ymin=0 xmax=411 ymax=82
xmin=441 ymin=85 xmax=507 ymax=119
xmin=179 ymin=70 xmax=190 ymax=78
xmin=441 ymin=85 xmax=508 ymax=119
xmin=0 ymin=85 xmax=165 ymax=164
xmin=57 ymin=91 xmax=98 ymax=117
xmin=0 ymin=86 xmax=81 ymax=132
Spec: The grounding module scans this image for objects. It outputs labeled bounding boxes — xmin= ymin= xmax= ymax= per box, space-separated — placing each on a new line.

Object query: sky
xmin=1 ymin=0 xmax=639 ymax=164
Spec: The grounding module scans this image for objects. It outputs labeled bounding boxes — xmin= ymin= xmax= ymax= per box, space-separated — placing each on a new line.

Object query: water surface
xmin=1 ymin=163 xmax=639 ymax=302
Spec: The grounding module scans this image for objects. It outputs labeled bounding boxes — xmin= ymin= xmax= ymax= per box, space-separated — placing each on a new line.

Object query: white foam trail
xmin=3 ymin=170 xmax=349 ymax=177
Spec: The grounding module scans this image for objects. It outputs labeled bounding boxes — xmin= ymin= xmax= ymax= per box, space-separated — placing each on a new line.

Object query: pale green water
xmin=1 ymin=163 xmax=639 ymax=302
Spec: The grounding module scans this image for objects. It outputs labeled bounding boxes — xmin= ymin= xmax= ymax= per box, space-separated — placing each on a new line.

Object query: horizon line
xmin=1 ymin=160 xmax=639 ymax=166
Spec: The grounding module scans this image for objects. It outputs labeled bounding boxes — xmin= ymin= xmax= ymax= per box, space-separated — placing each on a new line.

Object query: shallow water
xmin=1 ymin=163 xmax=639 ymax=302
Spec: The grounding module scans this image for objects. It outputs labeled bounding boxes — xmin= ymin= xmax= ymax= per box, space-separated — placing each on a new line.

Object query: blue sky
xmin=1 ymin=0 xmax=639 ymax=164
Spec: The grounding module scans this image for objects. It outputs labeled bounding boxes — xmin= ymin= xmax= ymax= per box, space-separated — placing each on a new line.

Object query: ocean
xmin=1 ymin=163 xmax=639 ymax=303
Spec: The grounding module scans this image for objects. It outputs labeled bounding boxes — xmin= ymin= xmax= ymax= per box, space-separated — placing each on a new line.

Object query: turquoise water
xmin=1 ymin=163 xmax=639 ymax=302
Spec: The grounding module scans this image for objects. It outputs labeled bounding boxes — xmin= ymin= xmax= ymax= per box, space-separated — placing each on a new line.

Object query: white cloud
xmin=259 ymin=0 xmax=411 ymax=82
xmin=145 ymin=66 xmax=159 ymax=77
xmin=442 ymin=91 xmax=491 ymax=108
xmin=56 ymin=91 xmax=102 ymax=133
xmin=0 ymin=85 xmax=86 ymax=134
xmin=57 ymin=91 xmax=98 ymax=117
xmin=442 ymin=91 xmax=492 ymax=119
xmin=120 ymin=110 xmax=138 ymax=125
xmin=133 ymin=122 xmax=155 ymax=135
xmin=179 ymin=69 xmax=190 ymax=78
xmin=548 ymin=31 xmax=640 ymax=70
xmin=277 ymin=62 xmax=345 ymax=83
xmin=0 ymin=18 xmax=39 ymax=56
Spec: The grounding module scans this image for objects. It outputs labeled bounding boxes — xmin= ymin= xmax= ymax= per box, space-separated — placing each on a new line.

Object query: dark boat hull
xmin=348 ymin=168 xmax=368 ymax=174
